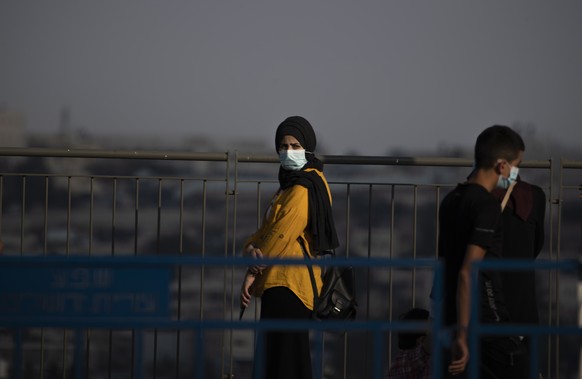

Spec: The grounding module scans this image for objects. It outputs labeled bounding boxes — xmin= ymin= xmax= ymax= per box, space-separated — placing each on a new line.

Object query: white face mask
xmin=279 ymin=149 xmax=308 ymax=171
xmin=496 ymin=165 xmax=519 ymax=189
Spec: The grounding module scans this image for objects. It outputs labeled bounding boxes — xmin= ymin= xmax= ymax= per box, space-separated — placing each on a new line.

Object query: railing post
xmin=13 ymin=329 xmax=22 ymax=379
xmin=134 ymin=330 xmax=144 ymax=379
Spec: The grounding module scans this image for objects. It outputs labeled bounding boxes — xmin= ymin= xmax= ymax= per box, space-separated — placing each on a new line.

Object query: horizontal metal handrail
xmin=0 ymin=147 xmax=228 ymax=161
xmin=561 ymin=160 xmax=582 ymax=169
xmin=0 ymin=255 xmax=440 ymax=270
xmin=235 ymin=152 xmax=551 ymax=168
xmin=0 ymin=172 xmax=226 ymax=181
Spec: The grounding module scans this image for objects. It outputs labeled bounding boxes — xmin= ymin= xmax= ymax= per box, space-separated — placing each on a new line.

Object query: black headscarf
xmin=275 ymin=116 xmax=339 ymax=252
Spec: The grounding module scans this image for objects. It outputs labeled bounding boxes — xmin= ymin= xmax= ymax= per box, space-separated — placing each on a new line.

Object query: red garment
xmin=387 ymin=344 xmax=431 ymax=379
xmin=492 ymin=179 xmax=533 ymax=221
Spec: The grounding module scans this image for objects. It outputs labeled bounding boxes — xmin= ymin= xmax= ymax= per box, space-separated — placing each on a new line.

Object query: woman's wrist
xmin=247 ymin=267 xmax=262 ymax=276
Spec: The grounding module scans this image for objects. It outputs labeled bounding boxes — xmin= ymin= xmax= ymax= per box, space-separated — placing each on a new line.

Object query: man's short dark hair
xmin=398 ymin=307 xmax=430 ymax=350
xmin=474 ymin=125 xmax=525 ymax=169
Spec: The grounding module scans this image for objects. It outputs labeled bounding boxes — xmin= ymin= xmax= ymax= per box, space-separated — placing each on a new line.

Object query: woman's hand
xmin=243 ymin=244 xmax=266 ymax=275
xmin=240 ymin=270 xmax=257 ymax=309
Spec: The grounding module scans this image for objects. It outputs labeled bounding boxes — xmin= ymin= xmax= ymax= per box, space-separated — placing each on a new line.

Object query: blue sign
xmin=0 ymin=266 xmax=171 ymax=322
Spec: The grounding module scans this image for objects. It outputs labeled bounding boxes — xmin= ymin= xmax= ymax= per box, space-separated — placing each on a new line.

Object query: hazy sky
xmin=1 ymin=1 xmax=581 ymax=155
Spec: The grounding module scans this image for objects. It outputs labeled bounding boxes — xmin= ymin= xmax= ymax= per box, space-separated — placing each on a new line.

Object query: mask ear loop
xmin=495 ymin=159 xmax=509 ymax=176
xmin=495 ymin=161 xmax=503 ymax=175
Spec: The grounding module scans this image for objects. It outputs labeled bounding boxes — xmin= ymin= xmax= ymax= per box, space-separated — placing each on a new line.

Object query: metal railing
xmin=0 ymin=255 xmax=445 ymax=379
xmin=467 ymin=258 xmax=582 ymax=379
xmin=0 ymin=147 xmax=579 ymax=378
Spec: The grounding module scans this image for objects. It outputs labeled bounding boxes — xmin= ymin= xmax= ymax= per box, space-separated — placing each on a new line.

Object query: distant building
xmin=0 ymin=106 xmax=26 ymax=147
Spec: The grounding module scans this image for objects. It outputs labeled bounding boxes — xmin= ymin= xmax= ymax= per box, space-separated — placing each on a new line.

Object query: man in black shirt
xmin=438 ymin=125 xmax=528 ymax=378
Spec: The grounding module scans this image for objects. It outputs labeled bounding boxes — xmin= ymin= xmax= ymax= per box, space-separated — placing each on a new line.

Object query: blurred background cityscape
xmin=0 ymin=104 xmax=581 ymax=378
xmin=2 ymin=1 xmax=582 ymax=376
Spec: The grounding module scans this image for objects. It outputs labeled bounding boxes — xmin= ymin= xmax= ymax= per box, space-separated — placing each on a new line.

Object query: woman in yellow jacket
xmin=240 ymin=116 xmax=339 ymax=379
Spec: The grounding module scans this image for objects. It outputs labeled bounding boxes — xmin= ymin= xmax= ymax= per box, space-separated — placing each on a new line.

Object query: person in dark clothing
xmin=436 ymin=125 xmax=529 ymax=378
xmin=491 ymin=177 xmax=546 ymax=379
xmin=492 ymin=178 xmax=546 ymax=331
xmin=387 ymin=308 xmax=431 ymax=379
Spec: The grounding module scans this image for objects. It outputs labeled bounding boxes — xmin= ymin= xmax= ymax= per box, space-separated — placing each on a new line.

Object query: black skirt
xmin=254 ymin=286 xmax=313 ymax=379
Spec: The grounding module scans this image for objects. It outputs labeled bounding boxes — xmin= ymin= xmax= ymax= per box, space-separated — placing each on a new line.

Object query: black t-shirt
xmin=438 ymin=183 xmax=510 ymax=326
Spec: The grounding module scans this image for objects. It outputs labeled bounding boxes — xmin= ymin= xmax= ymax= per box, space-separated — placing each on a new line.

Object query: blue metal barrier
xmin=468 ymin=259 xmax=582 ymax=379
xmin=0 ymin=255 xmax=443 ymax=379
xmin=2 ymin=256 xmax=579 ymax=379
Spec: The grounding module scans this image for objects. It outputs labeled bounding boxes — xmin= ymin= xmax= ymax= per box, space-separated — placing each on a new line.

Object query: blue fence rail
xmin=467 ymin=259 xmax=582 ymax=379
xmin=0 ymin=256 xmax=580 ymax=379
xmin=0 ymin=255 xmax=444 ymax=379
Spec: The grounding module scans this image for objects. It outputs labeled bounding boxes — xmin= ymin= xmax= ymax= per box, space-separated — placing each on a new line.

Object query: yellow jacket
xmin=246 ymin=169 xmax=331 ymax=310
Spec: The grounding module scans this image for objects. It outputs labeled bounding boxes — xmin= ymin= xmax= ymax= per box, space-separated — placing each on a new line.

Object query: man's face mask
xmin=496 ymin=164 xmax=519 ymax=189
xmin=279 ymin=149 xmax=307 ymax=171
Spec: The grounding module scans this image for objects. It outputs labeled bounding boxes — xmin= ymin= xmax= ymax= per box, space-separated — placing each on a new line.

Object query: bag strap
xmin=500 ymin=181 xmax=517 ymax=211
xmin=298 ymin=238 xmax=320 ymax=314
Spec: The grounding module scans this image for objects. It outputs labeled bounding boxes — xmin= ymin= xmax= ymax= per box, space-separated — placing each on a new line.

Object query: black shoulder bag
xmin=298 ymin=238 xmax=357 ymax=320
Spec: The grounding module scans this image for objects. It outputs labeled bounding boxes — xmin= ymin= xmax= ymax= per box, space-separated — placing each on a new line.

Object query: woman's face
xmin=278 ymin=135 xmax=303 ymax=152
